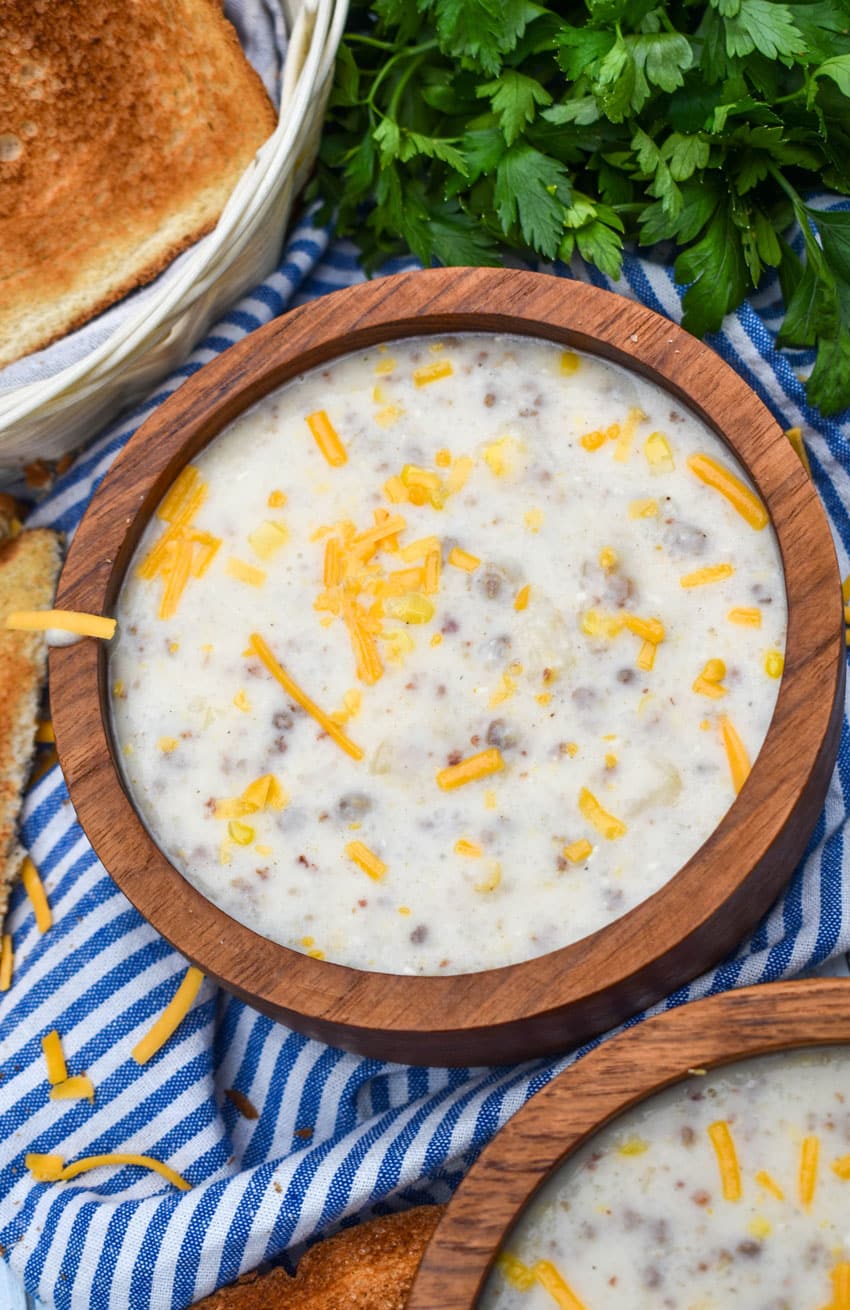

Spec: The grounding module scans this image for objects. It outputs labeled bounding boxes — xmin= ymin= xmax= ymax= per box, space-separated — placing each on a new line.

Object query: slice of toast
xmin=0 ymin=529 xmax=63 ymax=922
xmin=193 ymin=1206 xmax=444 ymax=1309
xmin=0 ymin=0 xmax=277 ymax=367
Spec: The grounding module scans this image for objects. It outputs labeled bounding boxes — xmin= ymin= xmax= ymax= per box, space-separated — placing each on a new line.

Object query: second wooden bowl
xmin=408 ymin=978 xmax=850 ymax=1307
xmin=50 ymin=268 xmax=844 ymax=1065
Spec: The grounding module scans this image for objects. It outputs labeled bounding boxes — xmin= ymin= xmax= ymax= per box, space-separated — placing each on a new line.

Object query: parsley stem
xmin=366 ymin=39 xmax=439 ymax=113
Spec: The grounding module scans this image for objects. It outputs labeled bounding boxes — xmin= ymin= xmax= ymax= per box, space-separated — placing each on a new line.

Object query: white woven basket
xmin=0 ymin=0 xmax=348 ymax=475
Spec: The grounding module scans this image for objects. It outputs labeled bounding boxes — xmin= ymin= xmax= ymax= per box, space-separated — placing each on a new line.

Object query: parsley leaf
xmin=477 ymin=71 xmax=552 ymax=145
xmin=317 ymin=0 xmax=850 ymax=413
xmin=494 ymin=144 xmax=570 ymax=257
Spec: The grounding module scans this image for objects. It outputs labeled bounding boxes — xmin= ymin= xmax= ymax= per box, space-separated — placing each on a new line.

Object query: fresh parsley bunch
xmin=313 ymin=0 xmax=850 ymax=414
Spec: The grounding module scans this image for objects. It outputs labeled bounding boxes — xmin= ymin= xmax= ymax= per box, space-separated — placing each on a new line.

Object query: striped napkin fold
xmin=1 ymin=201 xmax=849 ymax=1310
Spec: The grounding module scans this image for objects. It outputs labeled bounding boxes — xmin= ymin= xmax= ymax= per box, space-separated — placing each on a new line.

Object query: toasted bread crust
xmin=0 ymin=530 xmax=63 ymax=921
xmin=192 ymin=1206 xmax=444 ymax=1310
xmin=0 ymin=1 xmax=277 ymax=367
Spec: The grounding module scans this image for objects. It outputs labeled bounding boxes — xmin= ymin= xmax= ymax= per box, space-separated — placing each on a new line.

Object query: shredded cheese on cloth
xmin=132 ymin=965 xmax=205 ymax=1066
xmin=26 ymin=1152 xmax=191 ymax=1191
xmin=21 ymin=855 xmax=51 ymax=933
xmin=0 ymin=933 xmax=12 ymax=991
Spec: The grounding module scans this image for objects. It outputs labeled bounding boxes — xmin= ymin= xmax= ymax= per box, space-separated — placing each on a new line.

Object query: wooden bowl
xmin=408 ymin=977 xmax=850 ymax=1307
xmin=51 ymin=267 xmax=844 ymax=1066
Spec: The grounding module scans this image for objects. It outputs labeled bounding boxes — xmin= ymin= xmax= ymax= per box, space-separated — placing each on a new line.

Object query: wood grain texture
xmin=407 ymin=978 xmax=850 ymax=1309
xmin=50 ymin=268 xmax=844 ymax=1065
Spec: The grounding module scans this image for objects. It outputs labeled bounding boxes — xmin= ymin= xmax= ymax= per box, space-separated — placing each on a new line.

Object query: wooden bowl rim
xmin=408 ymin=977 xmax=850 ymax=1308
xmin=51 ymin=267 xmax=843 ymax=1062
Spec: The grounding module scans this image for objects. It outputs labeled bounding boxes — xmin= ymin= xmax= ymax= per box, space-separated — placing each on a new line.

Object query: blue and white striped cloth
xmin=3 ymin=202 xmax=850 ymax=1310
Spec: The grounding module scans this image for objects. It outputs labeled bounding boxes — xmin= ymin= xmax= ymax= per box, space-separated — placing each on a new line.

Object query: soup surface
xmin=110 ymin=334 xmax=786 ymax=974
xmin=480 ymin=1047 xmax=850 ymax=1309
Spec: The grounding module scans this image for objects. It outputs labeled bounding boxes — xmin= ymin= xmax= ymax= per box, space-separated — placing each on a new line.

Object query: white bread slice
xmin=0 ymin=0 xmax=277 ymax=367
xmin=0 ymin=529 xmax=63 ymax=921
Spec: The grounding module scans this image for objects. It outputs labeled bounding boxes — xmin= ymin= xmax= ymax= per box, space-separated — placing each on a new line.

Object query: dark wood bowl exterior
xmin=51 ymin=268 xmax=844 ymax=1066
xmin=408 ymin=978 xmax=850 ymax=1308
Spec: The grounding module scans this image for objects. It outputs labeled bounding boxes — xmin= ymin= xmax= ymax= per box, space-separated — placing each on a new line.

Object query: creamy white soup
xmin=110 ymin=334 xmax=787 ymax=974
xmin=480 ymin=1048 xmax=850 ymax=1310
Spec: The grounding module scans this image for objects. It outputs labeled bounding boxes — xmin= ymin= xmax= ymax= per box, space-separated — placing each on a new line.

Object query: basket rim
xmin=0 ymin=0 xmax=347 ymax=426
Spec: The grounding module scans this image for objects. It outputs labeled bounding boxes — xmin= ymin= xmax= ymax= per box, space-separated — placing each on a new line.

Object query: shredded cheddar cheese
xmin=563 ymin=839 xmax=592 ymax=864
xmin=708 ymin=1120 xmax=742 ymax=1201
xmin=400 ymin=535 xmax=441 ymax=563
xmin=448 ymin=546 xmax=480 ymax=572
xmin=454 ymin=839 xmax=483 ymax=858
xmin=42 ymin=1030 xmax=68 ymax=1085
xmin=728 ymin=607 xmax=762 ymax=627
xmin=799 ymin=1134 xmax=820 ymax=1209
xmin=623 ymin=614 xmax=665 ymax=645
xmin=5 ymin=609 xmax=117 ymax=640
xmin=346 ymin=841 xmax=387 ymax=881
xmin=267 ymin=490 xmax=287 ymax=508
xmin=613 ymin=406 xmax=646 ymax=463
xmin=578 ymin=788 xmax=627 ymax=840
xmin=35 ymin=720 xmax=55 ymax=744
xmin=764 ymin=649 xmax=784 ymax=678
xmin=498 ymin=1253 xmax=536 ymax=1291
xmin=830 ymin=1264 xmax=850 ymax=1310
xmin=249 ymin=633 xmax=364 ymax=760
xmin=0 ymin=933 xmax=12 ymax=991
xmin=132 ymin=965 xmax=205 ymax=1066
xmin=831 ymin=1154 xmax=850 ymax=1180
xmin=26 ymin=1151 xmax=191 ymax=1191
xmin=306 ymin=410 xmax=347 ymax=466
xmin=21 ymin=855 xmax=51 ymax=933
xmin=559 ymin=350 xmax=580 ymax=375
xmin=785 ymin=425 xmax=811 ymax=477
xmin=437 ymin=748 xmax=505 ymax=791
xmin=413 ymin=359 xmax=453 ymax=386
xmin=50 ymin=1075 xmax=95 ymax=1104
xmin=533 ymin=1260 xmax=588 ymax=1310
xmin=687 ymin=453 xmax=769 ymax=530
xmin=755 ymin=1169 xmax=785 ymax=1200
xmin=225 ymin=557 xmax=266 ymax=588
xmin=720 ymin=716 xmax=751 ymax=794
xmin=513 ymin=584 xmax=531 ymax=612
xmin=636 ymin=641 xmax=656 ymax=672
xmin=680 ymin=563 xmax=735 ymax=588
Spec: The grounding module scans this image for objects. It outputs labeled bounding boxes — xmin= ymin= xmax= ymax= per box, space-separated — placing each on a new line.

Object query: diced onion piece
xmin=132 ymin=965 xmax=205 ymax=1066
xmin=5 ymin=610 xmax=116 ymax=640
